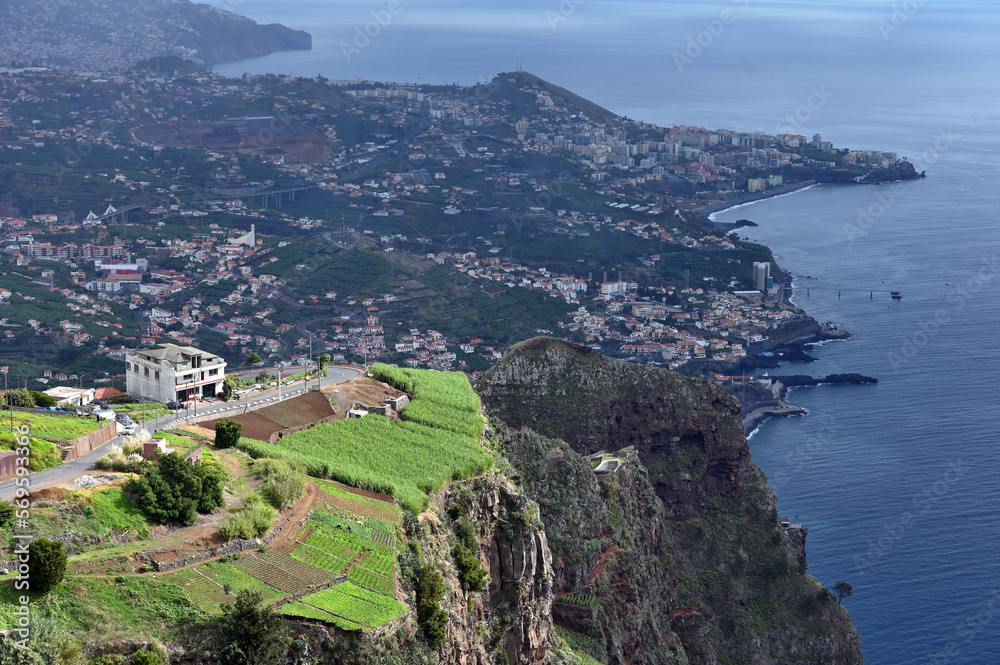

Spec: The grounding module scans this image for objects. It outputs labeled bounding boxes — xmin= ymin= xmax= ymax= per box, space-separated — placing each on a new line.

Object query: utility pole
xmin=3 ymin=367 xmax=11 ymax=433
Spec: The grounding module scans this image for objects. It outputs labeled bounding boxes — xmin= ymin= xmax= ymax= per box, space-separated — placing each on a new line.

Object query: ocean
xmin=205 ymin=1 xmax=1000 ymax=662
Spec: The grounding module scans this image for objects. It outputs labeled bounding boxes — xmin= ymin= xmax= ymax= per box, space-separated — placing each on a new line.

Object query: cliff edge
xmin=477 ymin=337 xmax=863 ymax=664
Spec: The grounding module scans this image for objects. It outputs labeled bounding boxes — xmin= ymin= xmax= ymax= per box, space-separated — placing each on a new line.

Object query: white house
xmin=126 ymin=343 xmax=227 ymax=403
xmin=43 ymin=386 xmax=96 ymax=407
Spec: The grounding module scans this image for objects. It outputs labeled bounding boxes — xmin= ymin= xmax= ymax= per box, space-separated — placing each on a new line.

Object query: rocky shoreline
xmin=735 ymin=373 xmax=878 ymax=435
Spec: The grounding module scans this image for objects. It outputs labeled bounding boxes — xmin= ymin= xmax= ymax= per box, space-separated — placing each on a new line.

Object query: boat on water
xmin=891 ymin=291 xmax=902 ymax=300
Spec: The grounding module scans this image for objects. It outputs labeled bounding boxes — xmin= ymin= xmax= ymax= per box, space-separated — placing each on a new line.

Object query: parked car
xmin=166 ymin=400 xmax=183 ymax=410
xmin=116 ymin=420 xmax=136 ymax=436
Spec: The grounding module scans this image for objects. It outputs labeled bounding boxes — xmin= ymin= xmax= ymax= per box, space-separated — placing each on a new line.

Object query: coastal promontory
xmin=0 ymin=0 xmax=311 ymax=71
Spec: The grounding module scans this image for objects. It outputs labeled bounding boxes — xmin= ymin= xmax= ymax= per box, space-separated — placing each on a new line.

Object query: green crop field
xmin=237 ymin=368 xmax=491 ymax=512
xmin=313 ymin=478 xmax=401 ymax=523
xmin=285 ymin=582 xmax=406 ymax=629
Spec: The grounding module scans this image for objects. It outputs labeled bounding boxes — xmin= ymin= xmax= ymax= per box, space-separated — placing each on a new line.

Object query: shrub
xmin=215 ymin=419 xmax=242 ymax=448
xmin=127 ymin=452 xmax=227 ymax=525
xmin=129 ymin=649 xmax=164 ymax=665
xmin=452 ymin=518 xmax=487 ymax=592
xmin=218 ymin=589 xmax=287 ymax=665
xmin=219 ymin=497 xmax=276 ymax=541
xmin=0 ymin=499 xmax=16 ymax=528
xmin=453 ymin=542 xmax=488 ymax=592
xmin=28 ymin=537 xmax=67 ymax=593
xmin=252 ymin=458 xmax=306 ymax=510
xmin=5 ymin=387 xmax=34 ymax=408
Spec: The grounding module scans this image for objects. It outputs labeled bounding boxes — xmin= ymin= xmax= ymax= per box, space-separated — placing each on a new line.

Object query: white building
xmin=126 ymin=344 xmax=227 ymax=403
xmin=43 ymin=386 xmax=96 ymax=407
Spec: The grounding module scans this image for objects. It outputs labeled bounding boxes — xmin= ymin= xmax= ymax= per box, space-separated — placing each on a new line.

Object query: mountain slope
xmin=0 ymin=0 xmax=311 ymax=71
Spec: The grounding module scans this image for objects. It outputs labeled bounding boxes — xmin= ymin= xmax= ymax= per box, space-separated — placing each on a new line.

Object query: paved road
xmin=0 ymin=366 xmax=362 ymax=500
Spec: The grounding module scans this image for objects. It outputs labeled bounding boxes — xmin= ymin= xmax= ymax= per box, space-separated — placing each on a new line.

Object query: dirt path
xmin=271 ymin=481 xmax=320 ymax=546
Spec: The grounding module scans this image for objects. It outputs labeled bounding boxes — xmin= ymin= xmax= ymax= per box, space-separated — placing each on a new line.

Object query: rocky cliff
xmin=477 ymin=337 xmax=863 ymax=664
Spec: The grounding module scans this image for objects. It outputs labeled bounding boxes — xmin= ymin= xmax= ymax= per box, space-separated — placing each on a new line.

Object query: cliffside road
xmin=0 ymin=366 xmax=361 ymax=501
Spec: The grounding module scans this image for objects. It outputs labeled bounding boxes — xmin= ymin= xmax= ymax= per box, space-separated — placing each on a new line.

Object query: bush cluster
xmin=95 ymin=443 xmax=146 ymax=473
xmin=214 ymin=418 xmax=242 ymax=448
xmin=251 ymin=458 xmax=306 ymax=510
xmin=126 ymin=452 xmax=227 ymax=525
xmin=218 ymin=494 xmax=277 ymax=541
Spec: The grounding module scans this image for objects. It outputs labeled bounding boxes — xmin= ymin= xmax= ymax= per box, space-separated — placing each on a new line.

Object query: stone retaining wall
xmin=147 ymin=538 xmax=260 ymax=572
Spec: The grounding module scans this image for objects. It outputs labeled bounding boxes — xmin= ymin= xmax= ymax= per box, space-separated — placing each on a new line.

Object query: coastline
xmin=702 ymin=180 xmax=818 ymax=219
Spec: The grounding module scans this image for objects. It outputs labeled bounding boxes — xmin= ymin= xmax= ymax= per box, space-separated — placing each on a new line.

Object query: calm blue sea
xmin=205 ymin=2 xmax=1000 ymax=662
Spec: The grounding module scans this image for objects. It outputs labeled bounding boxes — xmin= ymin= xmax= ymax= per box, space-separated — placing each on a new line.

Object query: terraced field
xmin=313 ymin=478 xmax=401 ymax=524
xmin=162 ymin=562 xmax=286 ymax=613
xmin=282 ymin=582 xmax=406 ymax=630
xmin=234 ymin=551 xmax=338 ymax=594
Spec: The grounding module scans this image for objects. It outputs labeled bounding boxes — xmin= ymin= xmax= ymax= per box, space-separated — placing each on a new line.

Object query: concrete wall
xmin=0 ymin=450 xmax=17 ymax=480
xmin=60 ymin=421 xmax=118 ymax=462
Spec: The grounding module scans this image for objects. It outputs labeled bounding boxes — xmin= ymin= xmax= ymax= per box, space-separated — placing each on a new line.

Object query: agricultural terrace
xmin=281 ymin=582 xmax=406 ymax=631
xmin=237 ymin=366 xmax=491 ymax=512
xmin=0 ymin=428 xmax=411 ymax=636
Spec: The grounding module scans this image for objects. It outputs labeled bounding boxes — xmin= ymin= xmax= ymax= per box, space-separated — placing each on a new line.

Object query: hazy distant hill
xmin=0 ymin=0 xmax=311 ymax=71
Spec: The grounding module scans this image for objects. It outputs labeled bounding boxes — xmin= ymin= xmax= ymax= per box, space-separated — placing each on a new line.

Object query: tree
xmin=318 ymin=353 xmax=331 ymax=375
xmin=30 ymin=391 xmax=57 ymax=408
xmin=215 ymin=418 xmax=242 ymax=449
xmin=221 ymin=375 xmax=241 ymax=401
xmin=834 ymin=580 xmax=853 ymax=603
xmin=127 ymin=452 xmax=226 ymax=525
xmin=27 ymin=537 xmax=67 ymax=593
xmin=0 ymin=499 xmax=15 ymax=528
xmin=5 ymin=387 xmax=34 ymax=408
xmin=246 ymin=351 xmax=262 ymax=366
xmin=218 ymin=589 xmax=287 ymax=665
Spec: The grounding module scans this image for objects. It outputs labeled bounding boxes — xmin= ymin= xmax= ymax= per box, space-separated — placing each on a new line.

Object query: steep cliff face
xmin=478 ymin=338 xmax=863 ymax=665
xmin=428 ymin=474 xmax=556 ymax=665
